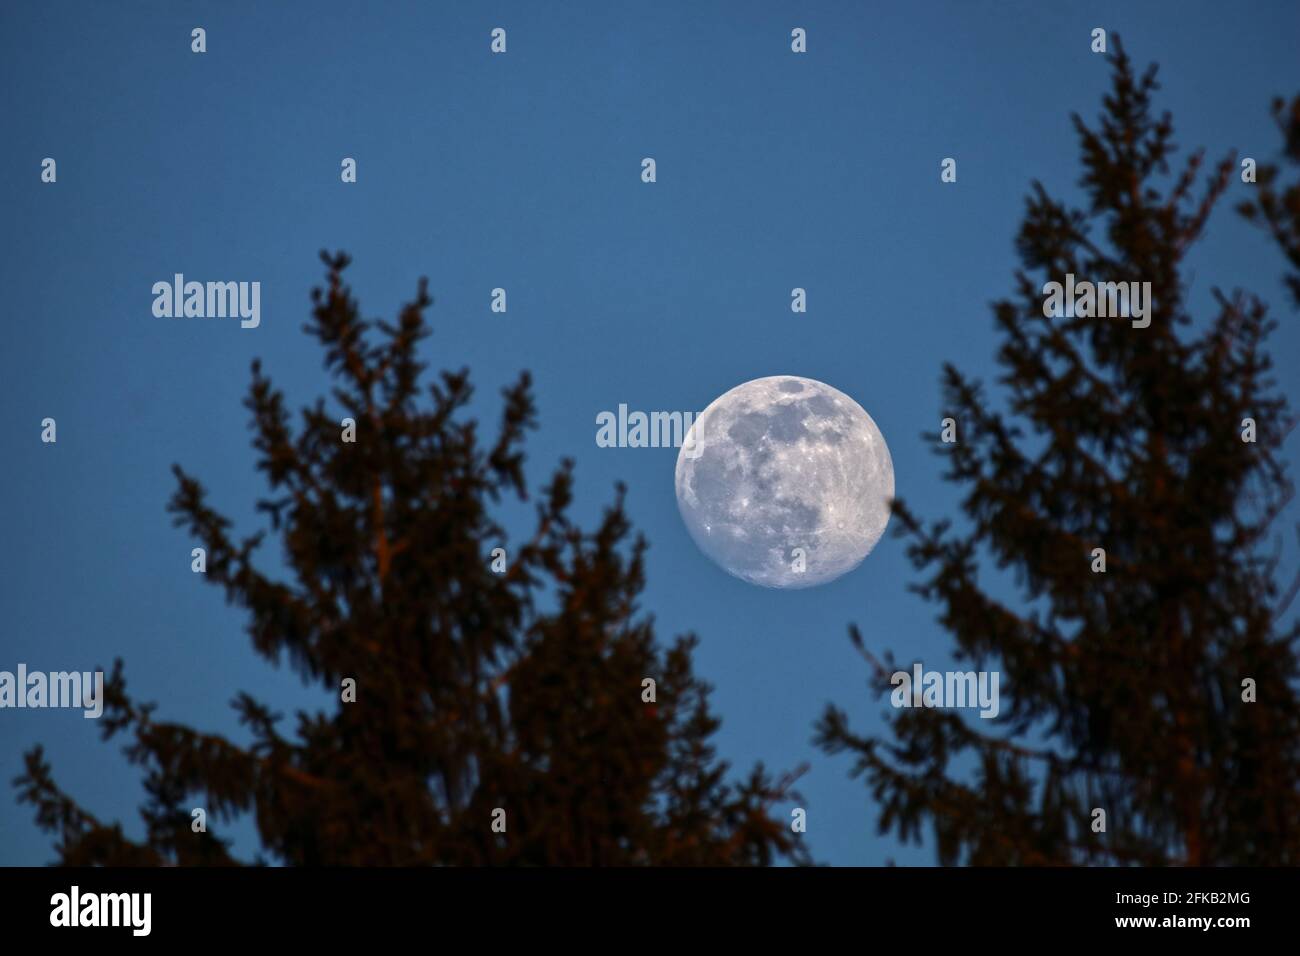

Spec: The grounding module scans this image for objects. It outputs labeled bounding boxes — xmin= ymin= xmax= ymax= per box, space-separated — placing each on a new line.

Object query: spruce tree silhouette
xmin=1240 ymin=94 xmax=1300 ymax=307
xmin=16 ymin=252 xmax=809 ymax=866
xmin=817 ymin=43 xmax=1300 ymax=865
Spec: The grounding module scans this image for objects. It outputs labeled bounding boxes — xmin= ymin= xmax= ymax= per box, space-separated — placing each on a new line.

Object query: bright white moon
xmin=674 ymin=376 xmax=894 ymax=588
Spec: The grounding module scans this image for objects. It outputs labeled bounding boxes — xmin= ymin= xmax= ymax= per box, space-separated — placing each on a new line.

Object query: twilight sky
xmin=2 ymin=0 xmax=1298 ymax=865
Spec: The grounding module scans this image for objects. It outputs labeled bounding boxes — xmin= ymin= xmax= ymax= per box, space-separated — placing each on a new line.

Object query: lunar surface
xmin=674 ymin=376 xmax=894 ymax=588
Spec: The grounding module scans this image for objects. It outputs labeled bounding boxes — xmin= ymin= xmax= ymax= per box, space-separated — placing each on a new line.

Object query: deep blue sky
xmin=2 ymin=1 xmax=1297 ymax=866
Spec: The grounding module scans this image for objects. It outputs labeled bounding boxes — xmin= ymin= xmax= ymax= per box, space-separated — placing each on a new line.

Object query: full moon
xmin=674 ymin=376 xmax=894 ymax=588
